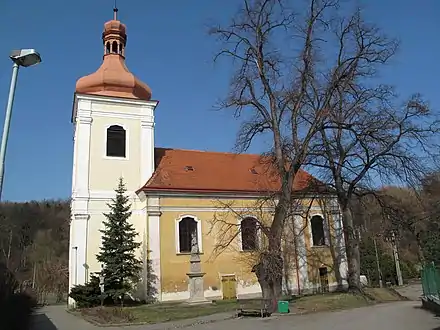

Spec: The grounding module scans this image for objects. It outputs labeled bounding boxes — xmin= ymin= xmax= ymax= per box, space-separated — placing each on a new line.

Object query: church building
xmin=68 ymin=10 xmax=348 ymax=306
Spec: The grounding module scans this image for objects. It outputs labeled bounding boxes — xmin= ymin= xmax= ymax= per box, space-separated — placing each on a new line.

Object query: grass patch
xmin=364 ymin=287 xmax=405 ymax=302
xmin=76 ymin=288 xmax=404 ymax=325
xmin=294 ymin=288 xmax=405 ymax=313
xmin=294 ymin=292 xmax=368 ymax=313
xmin=77 ymin=299 xmax=261 ymax=325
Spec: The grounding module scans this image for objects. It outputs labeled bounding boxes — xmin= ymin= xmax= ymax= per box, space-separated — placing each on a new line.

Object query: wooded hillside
xmin=351 ymin=173 xmax=440 ymax=284
xmin=0 ymin=199 xmax=70 ymax=303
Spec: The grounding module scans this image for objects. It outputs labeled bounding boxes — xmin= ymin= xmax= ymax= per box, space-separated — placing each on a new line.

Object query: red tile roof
xmin=139 ymin=148 xmax=318 ymax=194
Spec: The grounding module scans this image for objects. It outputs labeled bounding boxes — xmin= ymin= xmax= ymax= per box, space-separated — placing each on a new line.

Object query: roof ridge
xmin=136 ymin=146 xmax=323 ymax=194
xmin=154 ymin=146 xmax=264 ymax=157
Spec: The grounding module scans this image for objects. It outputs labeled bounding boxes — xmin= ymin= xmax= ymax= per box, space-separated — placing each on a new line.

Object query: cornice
xmin=75 ymin=93 xmax=159 ymax=108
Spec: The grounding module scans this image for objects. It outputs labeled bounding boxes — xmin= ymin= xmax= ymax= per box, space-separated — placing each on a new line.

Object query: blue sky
xmin=0 ymin=0 xmax=439 ymax=202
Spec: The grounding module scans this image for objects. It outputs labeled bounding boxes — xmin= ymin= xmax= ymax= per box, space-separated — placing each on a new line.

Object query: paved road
xmin=206 ymin=302 xmax=440 ymax=330
xmin=396 ymin=282 xmax=423 ymax=301
xmin=33 ymin=300 xmax=440 ymax=330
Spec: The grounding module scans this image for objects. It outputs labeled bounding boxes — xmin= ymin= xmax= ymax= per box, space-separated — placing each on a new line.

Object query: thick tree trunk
xmin=252 ymin=196 xmax=288 ymax=312
xmin=341 ymin=206 xmax=361 ymax=292
xmin=254 ymin=271 xmax=274 ymax=311
xmin=253 ymin=252 xmax=283 ymax=313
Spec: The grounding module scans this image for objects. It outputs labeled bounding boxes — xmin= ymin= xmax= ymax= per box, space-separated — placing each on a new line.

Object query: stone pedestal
xmin=186 ymin=272 xmax=209 ymax=304
xmin=186 ymin=247 xmax=209 ymax=304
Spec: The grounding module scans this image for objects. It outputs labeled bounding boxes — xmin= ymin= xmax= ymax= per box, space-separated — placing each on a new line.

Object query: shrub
xmin=400 ymin=261 xmax=418 ymax=281
xmin=69 ymin=275 xmax=104 ymax=308
xmin=69 ymin=274 xmax=144 ymax=308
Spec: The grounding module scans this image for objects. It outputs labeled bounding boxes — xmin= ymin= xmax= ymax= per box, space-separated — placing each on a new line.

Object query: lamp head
xmin=10 ymin=49 xmax=42 ymax=67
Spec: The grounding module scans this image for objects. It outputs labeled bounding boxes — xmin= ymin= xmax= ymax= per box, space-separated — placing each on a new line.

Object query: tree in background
xmin=419 ymin=231 xmax=440 ymax=265
xmin=0 ymin=200 xmax=69 ymax=304
xmin=308 ymin=8 xmax=439 ymax=291
xmin=0 ymin=200 xmax=67 ymax=327
xmin=359 ymin=236 xmax=417 ymax=286
xmin=419 ymin=173 xmax=440 ymax=264
xmin=29 ymin=229 xmax=68 ymax=304
xmin=96 ymin=178 xmax=142 ymax=304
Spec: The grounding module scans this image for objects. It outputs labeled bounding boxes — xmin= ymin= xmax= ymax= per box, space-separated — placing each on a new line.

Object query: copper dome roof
xmin=75 ymin=15 xmax=152 ymax=101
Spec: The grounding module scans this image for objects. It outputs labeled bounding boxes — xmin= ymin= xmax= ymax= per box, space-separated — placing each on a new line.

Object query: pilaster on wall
xmin=294 ymin=214 xmax=309 ymax=291
xmin=69 ymin=213 xmax=90 ymax=287
xmin=141 ymin=119 xmax=155 ymax=186
xmin=326 ymin=197 xmax=348 ymax=283
xmin=332 ymin=211 xmax=348 ymax=282
xmin=72 ymin=98 xmax=93 ymax=199
xmin=147 ymin=197 xmax=162 ymax=301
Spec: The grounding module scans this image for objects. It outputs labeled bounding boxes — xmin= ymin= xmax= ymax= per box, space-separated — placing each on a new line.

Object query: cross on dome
xmin=113 ymin=2 xmax=118 ymax=20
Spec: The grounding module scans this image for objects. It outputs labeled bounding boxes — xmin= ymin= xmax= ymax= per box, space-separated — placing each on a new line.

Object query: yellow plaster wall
xmin=159 ymin=208 xmax=257 ymax=294
xmin=158 ymin=196 xmax=340 ymax=295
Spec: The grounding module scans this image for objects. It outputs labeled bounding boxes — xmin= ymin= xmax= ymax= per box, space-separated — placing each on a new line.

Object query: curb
xmin=388 ymin=288 xmax=410 ymax=301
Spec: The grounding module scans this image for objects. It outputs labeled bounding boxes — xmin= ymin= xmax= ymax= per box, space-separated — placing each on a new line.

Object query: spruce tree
xmin=96 ymin=178 xmax=142 ymax=302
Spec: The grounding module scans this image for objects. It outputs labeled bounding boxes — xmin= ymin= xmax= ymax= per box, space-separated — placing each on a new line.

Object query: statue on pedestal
xmin=186 ymin=230 xmax=209 ymax=304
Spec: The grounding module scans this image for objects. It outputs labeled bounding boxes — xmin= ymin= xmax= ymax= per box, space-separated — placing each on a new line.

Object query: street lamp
xmin=0 ymin=49 xmax=42 ymax=200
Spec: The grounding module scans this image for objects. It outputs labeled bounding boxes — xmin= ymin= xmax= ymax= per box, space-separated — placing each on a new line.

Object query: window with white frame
xmin=240 ymin=217 xmax=258 ymax=251
xmin=106 ymin=125 xmax=126 ymax=158
xmin=177 ymin=216 xmax=199 ymax=253
xmin=311 ymin=215 xmax=326 ymax=246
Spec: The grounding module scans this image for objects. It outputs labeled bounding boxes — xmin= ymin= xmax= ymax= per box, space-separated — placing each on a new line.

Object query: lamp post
xmin=0 ymin=49 xmax=42 ymax=200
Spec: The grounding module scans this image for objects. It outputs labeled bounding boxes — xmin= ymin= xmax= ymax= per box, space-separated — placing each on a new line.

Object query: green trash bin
xmin=277 ymin=300 xmax=290 ymax=313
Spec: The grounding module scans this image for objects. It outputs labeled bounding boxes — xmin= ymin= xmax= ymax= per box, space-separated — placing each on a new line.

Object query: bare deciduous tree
xmin=210 ymin=0 xmax=343 ymax=302
xmin=308 ymin=11 xmax=440 ymax=290
xmin=212 ymin=0 xmax=439 ymax=294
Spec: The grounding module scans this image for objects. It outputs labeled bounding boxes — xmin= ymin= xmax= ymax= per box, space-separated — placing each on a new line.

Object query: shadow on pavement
xmin=31 ymin=312 xmax=58 ymax=330
xmin=414 ymin=305 xmax=439 ymax=315
xmin=413 ymin=304 xmax=440 ymax=330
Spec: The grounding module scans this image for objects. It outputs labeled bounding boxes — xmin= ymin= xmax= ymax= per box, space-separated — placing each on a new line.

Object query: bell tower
xmin=68 ymin=7 xmax=158 ymax=306
xmin=103 ymin=7 xmax=127 ymax=57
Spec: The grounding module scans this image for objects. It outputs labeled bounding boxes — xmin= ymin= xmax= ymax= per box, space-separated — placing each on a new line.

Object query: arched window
xmin=106 ymin=125 xmax=126 ymax=158
xmin=112 ymin=41 xmax=118 ymax=54
xmin=106 ymin=42 xmax=111 ymax=54
xmin=119 ymin=43 xmax=123 ymax=54
xmin=311 ymin=215 xmax=326 ymax=246
xmin=178 ymin=217 xmax=198 ymax=253
xmin=241 ymin=217 xmax=258 ymax=251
